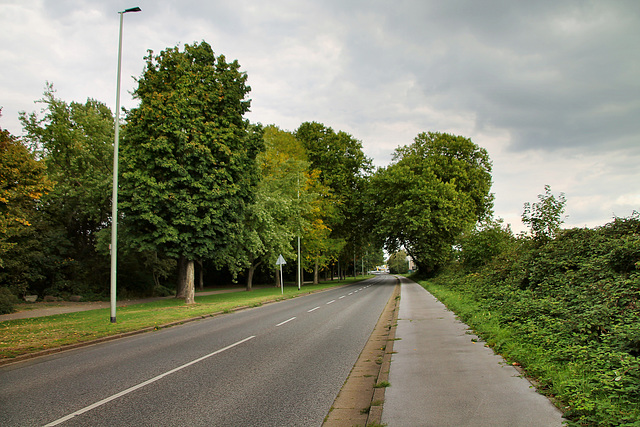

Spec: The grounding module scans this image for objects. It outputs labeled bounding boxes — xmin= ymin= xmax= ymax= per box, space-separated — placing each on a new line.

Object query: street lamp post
xmin=297 ymin=175 xmax=301 ymax=291
xmin=110 ymin=6 xmax=141 ymax=323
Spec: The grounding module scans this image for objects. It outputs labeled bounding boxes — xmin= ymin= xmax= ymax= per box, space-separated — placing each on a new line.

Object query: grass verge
xmin=0 ymin=279 xmax=361 ymax=360
xmin=417 ymin=279 xmax=635 ymax=426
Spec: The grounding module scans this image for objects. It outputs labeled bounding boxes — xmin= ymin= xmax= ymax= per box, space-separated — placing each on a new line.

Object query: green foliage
xmin=21 ymin=85 xmax=115 ymax=239
xmin=387 ymin=250 xmax=409 ymax=274
xmin=456 ymin=219 xmax=515 ymax=271
xmin=426 ymin=213 xmax=640 ymax=426
xmin=295 ymin=122 xmax=371 ymax=197
xmin=368 ymin=131 xmax=493 ymax=273
xmin=0 ymin=112 xmax=52 ymax=273
xmin=522 ymin=185 xmax=566 ymax=240
xmin=228 ymin=125 xmax=310 ymax=288
xmin=9 ymin=88 xmax=113 ymax=297
xmin=0 ymin=287 xmax=19 ymax=315
xmin=295 ymin=122 xmax=373 ymax=278
xmin=121 ymin=41 xmax=262 ymax=270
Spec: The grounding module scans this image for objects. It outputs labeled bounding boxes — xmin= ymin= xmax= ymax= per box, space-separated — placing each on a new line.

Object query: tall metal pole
xmin=110 ymin=7 xmax=141 ymax=323
xmin=297 ymin=236 xmax=301 ymax=290
xmin=297 ymin=175 xmax=301 ymax=291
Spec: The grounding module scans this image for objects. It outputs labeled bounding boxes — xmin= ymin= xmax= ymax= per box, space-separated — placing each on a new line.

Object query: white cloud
xmin=1 ymin=0 xmax=639 ymax=233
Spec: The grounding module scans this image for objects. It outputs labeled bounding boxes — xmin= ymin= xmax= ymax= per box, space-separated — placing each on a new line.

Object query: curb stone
xmin=323 ymin=278 xmax=400 ymax=427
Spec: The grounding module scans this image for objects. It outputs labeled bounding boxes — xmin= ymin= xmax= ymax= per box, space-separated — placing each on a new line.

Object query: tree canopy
xmin=295 ymin=122 xmax=372 ymax=278
xmin=0 ymin=111 xmax=52 ymax=273
xmin=2 ymin=42 xmax=503 ymax=304
xmin=13 ymin=87 xmax=115 ymax=297
xmin=120 ymin=41 xmax=262 ymax=303
xmin=368 ymin=131 xmax=493 ymax=272
xmin=228 ymin=125 xmax=308 ymax=289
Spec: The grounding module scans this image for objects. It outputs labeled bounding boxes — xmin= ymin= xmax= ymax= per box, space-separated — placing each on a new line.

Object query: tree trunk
xmin=313 ymin=257 xmax=319 ymax=285
xmin=197 ymin=259 xmax=204 ymax=291
xmin=246 ymin=260 xmax=263 ymax=291
xmin=184 ymin=260 xmax=195 ymax=304
xmin=176 ymin=257 xmax=195 ymax=304
xmin=275 ymin=268 xmax=280 ymax=288
xmin=176 ymin=257 xmax=187 ymax=298
xmin=246 ymin=265 xmax=255 ymax=291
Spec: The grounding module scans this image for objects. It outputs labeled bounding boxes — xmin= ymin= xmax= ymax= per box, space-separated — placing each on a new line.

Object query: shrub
xmin=0 ymin=287 xmax=19 ymax=315
xmin=426 ymin=213 xmax=640 ymax=426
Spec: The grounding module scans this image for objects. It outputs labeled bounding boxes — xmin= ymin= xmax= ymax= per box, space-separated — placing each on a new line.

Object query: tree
xmin=369 ymin=131 xmax=493 ymax=273
xmin=522 ymin=185 xmax=566 ymax=240
xmin=120 ymin=41 xmax=262 ymax=303
xmin=295 ymin=122 xmax=372 ymax=276
xmin=456 ymin=218 xmax=515 ymax=270
xmin=0 ymin=111 xmax=52 ymax=296
xmin=301 ymin=169 xmax=341 ymax=284
xmin=387 ymin=250 xmax=409 ymax=274
xmin=231 ymin=126 xmax=308 ymax=290
xmin=18 ymin=87 xmax=115 ymax=296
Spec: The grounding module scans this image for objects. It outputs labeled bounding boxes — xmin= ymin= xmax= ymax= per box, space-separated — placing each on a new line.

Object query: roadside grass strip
xmin=0 ymin=279 xmax=367 ymax=360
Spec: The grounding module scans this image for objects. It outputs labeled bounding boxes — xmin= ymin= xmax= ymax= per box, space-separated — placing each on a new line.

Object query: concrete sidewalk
xmin=382 ymin=277 xmax=564 ymax=427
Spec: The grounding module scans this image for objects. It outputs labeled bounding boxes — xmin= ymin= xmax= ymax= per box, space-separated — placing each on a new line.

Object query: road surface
xmin=0 ymin=275 xmax=396 ymax=426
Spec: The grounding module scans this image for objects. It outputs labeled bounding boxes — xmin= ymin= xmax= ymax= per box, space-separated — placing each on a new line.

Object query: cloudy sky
xmin=2 ymin=0 xmax=639 ymax=232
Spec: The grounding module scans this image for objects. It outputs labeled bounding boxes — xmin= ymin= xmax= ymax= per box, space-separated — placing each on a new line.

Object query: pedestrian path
xmin=382 ymin=277 xmax=564 ymax=427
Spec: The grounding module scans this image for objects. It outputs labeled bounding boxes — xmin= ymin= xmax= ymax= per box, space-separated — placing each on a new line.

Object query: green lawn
xmin=1 ymin=279 xmax=366 ymax=360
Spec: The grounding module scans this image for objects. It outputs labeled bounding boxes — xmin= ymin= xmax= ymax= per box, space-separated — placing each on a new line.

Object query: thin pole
xmin=297 ymin=236 xmax=301 ymax=290
xmin=110 ymin=7 xmax=141 ymax=323
xmin=110 ymin=11 xmax=124 ymax=324
xmin=297 ymin=174 xmax=301 ymax=291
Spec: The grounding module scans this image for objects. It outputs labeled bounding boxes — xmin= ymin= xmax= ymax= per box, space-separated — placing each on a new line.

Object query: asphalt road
xmin=0 ymin=275 xmax=396 ymax=427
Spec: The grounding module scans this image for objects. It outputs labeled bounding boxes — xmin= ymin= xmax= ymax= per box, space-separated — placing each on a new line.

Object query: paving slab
xmin=382 ymin=277 xmax=565 ymax=427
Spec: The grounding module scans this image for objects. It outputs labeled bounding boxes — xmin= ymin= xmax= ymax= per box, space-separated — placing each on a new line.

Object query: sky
xmin=2 ymin=0 xmax=639 ymax=233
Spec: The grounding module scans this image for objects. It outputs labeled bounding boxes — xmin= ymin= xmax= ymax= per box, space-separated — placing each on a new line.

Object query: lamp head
xmin=121 ymin=7 xmax=142 ymax=14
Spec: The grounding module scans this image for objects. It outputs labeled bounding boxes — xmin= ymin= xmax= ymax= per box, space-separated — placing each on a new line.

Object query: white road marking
xmin=276 ymin=317 xmax=297 ymax=326
xmin=348 ymin=292 xmax=353 ymax=295
xmin=326 ymin=300 xmax=336 ymax=304
xmin=307 ymin=306 xmax=320 ymax=312
xmin=43 ymin=336 xmax=256 ymax=426
xmin=339 ymin=296 xmax=346 ymax=299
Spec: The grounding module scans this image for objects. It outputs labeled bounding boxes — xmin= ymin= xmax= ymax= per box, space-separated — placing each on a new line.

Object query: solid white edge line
xmin=43 ymin=336 xmax=256 ymax=427
xmin=307 ymin=306 xmax=320 ymax=312
xmin=276 ymin=317 xmax=296 ymax=326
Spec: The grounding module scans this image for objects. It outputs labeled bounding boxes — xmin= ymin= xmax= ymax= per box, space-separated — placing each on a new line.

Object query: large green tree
xmin=295 ymin=122 xmax=372 ymax=277
xmin=301 ymin=168 xmax=341 ymax=284
xmin=369 ymin=131 xmax=493 ymax=272
xmin=120 ymin=41 xmax=262 ymax=303
xmin=18 ymin=87 xmax=115 ymax=296
xmin=230 ymin=125 xmax=308 ymax=290
xmin=387 ymin=250 xmax=409 ymax=274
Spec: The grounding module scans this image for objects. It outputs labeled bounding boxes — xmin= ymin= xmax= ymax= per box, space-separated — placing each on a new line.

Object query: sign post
xmin=276 ymin=254 xmax=286 ymax=294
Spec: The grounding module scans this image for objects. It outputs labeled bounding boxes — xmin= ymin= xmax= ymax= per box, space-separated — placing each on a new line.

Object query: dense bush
xmin=0 ymin=287 xmax=19 ymax=315
xmin=426 ymin=214 xmax=640 ymax=426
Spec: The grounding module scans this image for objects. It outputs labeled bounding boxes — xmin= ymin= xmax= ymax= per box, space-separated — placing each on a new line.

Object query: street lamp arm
xmin=122 ymin=7 xmax=142 ymax=14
